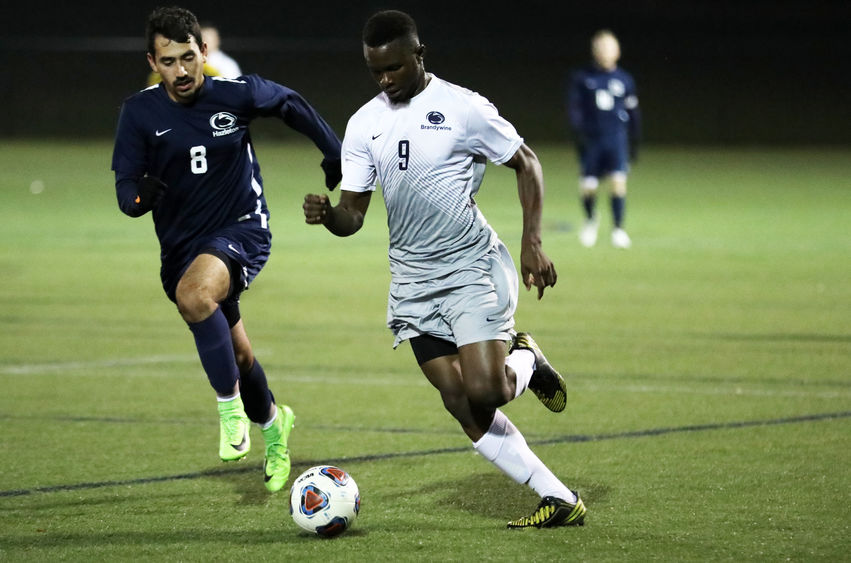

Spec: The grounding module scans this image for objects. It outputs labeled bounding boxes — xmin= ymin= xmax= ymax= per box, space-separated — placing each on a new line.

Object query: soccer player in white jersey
xmin=200 ymin=23 xmax=242 ymax=79
xmin=303 ymin=10 xmax=586 ymax=528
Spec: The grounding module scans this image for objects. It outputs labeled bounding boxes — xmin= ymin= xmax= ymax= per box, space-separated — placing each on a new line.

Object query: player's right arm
xmin=115 ymin=174 xmax=166 ymax=217
xmin=303 ymin=108 xmax=376 ymax=236
xmin=112 ymin=100 xmax=163 ymax=217
xmin=303 ymin=190 xmax=371 ymax=237
xmin=566 ymin=70 xmax=586 ymax=141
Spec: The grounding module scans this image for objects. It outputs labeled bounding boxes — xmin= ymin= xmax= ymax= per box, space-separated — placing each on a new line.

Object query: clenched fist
xmin=303 ymin=193 xmax=332 ymax=225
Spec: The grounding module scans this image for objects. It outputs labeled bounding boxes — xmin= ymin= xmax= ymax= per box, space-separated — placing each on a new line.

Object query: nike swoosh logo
xmin=155 ymin=129 xmax=172 ymax=136
xmin=227 ymin=244 xmax=241 ymax=255
xmin=371 ymin=133 xmax=382 ymax=140
xmin=230 ymin=432 xmax=248 ymax=451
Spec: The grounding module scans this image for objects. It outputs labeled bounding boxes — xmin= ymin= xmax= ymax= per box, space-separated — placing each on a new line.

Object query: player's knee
xmin=464 ymin=375 xmax=509 ymax=408
xmin=610 ymin=173 xmax=627 ymax=196
xmin=433 ymin=380 xmax=465 ymax=416
xmin=175 ymin=287 xmax=218 ymax=323
xmin=580 ymin=176 xmax=599 ymax=195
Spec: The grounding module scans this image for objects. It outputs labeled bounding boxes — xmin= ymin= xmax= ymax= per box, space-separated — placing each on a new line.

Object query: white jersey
xmin=206 ymin=50 xmax=242 ymax=79
xmin=341 ymin=74 xmax=523 ymax=283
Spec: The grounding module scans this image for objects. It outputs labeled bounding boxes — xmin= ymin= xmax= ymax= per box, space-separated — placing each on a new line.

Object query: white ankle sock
xmin=217 ymin=392 xmax=240 ymax=403
xmin=505 ymin=349 xmax=535 ymax=399
xmin=261 ymin=406 xmax=277 ymax=430
xmin=473 ymin=410 xmax=575 ymax=502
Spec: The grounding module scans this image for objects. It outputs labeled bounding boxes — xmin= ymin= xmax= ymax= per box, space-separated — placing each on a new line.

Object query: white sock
xmin=505 ymin=349 xmax=535 ymax=399
xmin=473 ymin=410 xmax=575 ymax=502
xmin=217 ymin=392 xmax=240 ymax=403
xmin=261 ymin=406 xmax=277 ymax=430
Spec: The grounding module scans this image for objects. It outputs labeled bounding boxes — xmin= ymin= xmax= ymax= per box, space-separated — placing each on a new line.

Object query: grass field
xmin=0 ymin=141 xmax=849 ymax=561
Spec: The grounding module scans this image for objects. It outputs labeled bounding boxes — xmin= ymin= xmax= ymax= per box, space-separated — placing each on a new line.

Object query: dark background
xmin=1 ymin=0 xmax=849 ymax=144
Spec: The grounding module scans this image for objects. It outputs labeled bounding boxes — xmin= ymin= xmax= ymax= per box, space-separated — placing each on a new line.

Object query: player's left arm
xmin=625 ymin=74 xmax=641 ymax=162
xmin=281 ymin=92 xmax=342 ymax=189
xmin=248 ymin=75 xmax=343 ymax=190
xmin=504 ymin=144 xmax=557 ymax=300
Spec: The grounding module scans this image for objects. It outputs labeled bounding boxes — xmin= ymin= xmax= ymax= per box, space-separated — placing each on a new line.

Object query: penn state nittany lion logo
xmin=210 ymin=112 xmax=239 ymax=137
xmin=426 ymin=111 xmax=445 ymax=124
xmin=210 ymin=112 xmax=237 ymax=130
xmin=608 ymin=79 xmax=625 ymax=97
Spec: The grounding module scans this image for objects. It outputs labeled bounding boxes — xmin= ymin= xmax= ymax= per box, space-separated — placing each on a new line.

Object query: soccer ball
xmin=289 ymin=465 xmax=360 ymax=538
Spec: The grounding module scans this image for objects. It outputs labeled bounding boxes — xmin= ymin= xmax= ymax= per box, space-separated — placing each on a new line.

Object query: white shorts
xmin=387 ymin=241 xmax=518 ymax=348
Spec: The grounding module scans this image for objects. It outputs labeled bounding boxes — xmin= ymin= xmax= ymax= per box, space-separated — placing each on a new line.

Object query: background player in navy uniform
xmin=111 ymin=6 xmax=342 ymax=492
xmin=567 ymin=29 xmax=640 ymax=249
xmin=304 ymin=10 xmax=586 ymax=529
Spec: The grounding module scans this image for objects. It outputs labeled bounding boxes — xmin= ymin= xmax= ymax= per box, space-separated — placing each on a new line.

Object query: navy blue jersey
xmin=112 ymin=74 xmax=341 ymax=280
xmin=567 ymin=65 xmax=640 ymax=141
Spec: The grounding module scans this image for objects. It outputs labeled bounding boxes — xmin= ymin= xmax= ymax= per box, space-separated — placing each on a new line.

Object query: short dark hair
xmin=362 ymin=10 xmax=418 ymax=48
xmin=146 ymin=6 xmax=203 ymax=56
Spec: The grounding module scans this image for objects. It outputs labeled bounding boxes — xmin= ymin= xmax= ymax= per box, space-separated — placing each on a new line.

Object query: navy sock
xmin=582 ymin=195 xmax=596 ymax=219
xmin=187 ymin=308 xmax=239 ymax=395
xmin=611 ymin=196 xmax=626 ymax=228
xmin=240 ymin=359 xmax=275 ymax=423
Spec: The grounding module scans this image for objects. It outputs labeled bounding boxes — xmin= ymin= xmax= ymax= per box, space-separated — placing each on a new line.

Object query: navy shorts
xmin=160 ymin=218 xmax=271 ymax=304
xmin=579 ymin=133 xmax=629 ymax=178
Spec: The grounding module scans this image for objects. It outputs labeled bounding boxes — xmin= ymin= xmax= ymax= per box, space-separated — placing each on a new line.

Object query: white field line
xmin=0 ymin=355 xmax=199 ymax=375
xmin=579 ymin=382 xmax=851 ymax=400
xmin=1 ymin=357 xmax=848 ymax=398
xmin=0 ymin=355 xmax=427 ymax=386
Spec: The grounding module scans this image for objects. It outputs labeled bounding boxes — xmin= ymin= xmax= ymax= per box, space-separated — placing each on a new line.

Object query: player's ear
xmin=146 ymin=52 xmax=158 ymax=73
xmin=416 ymin=44 xmax=425 ymax=60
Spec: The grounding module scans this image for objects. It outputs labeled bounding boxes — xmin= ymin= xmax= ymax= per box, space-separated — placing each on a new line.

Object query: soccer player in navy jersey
xmin=567 ymin=30 xmax=641 ymax=249
xmin=111 ymin=6 xmax=342 ymax=492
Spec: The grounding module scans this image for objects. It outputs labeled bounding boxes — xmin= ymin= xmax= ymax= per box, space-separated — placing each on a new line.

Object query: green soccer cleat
xmin=507 ymin=493 xmax=586 ymax=529
xmin=262 ymin=404 xmax=296 ymax=493
xmin=217 ymin=397 xmax=251 ymax=461
xmin=510 ymin=332 xmax=567 ymax=413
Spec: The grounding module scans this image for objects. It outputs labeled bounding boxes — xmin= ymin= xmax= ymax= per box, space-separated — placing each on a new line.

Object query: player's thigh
xmin=580 ymin=141 xmax=605 ymax=179
xmin=195 ymin=223 xmax=271 ymax=292
xmin=175 ymin=253 xmax=231 ymax=315
xmin=387 ymin=278 xmax=455 ymax=347
xmin=601 ymin=137 xmax=629 ymax=180
xmin=457 ymin=339 xmax=511 ymax=391
xmin=447 ymin=244 xmax=517 ymax=348
xmin=420 ymin=354 xmax=463 ymax=396
xmin=388 ymin=244 xmax=516 ymax=349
